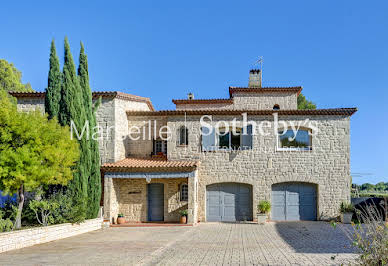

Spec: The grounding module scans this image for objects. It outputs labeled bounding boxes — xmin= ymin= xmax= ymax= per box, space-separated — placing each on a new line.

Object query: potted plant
xmin=179 ymin=210 xmax=188 ymax=224
xmin=117 ymin=213 xmax=126 ymax=224
xmin=257 ymin=200 xmax=271 ymax=224
xmin=339 ymin=202 xmax=354 ymax=224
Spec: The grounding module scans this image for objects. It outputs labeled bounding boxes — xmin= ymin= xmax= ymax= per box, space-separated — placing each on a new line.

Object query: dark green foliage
xmin=297 ymin=93 xmax=316 ymax=110
xmin=48 ymin=190 xmax=85 ymax=224
xmin=77 ymin=42 xmax=101 ymax=219
xmin=58 ymin=37 xmax=91 ymax=221
xmin=45 ymin=40 xmax=62 ymax=120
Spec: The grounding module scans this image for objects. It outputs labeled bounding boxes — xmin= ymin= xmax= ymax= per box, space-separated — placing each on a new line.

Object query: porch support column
xmin=104 ymin=177 xmax=119 ymax=224
xmin=187 ymin=169 xmax=198 ymax=225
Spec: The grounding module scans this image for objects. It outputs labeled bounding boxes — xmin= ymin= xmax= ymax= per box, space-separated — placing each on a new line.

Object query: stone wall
xmin=114 ymin=178 xmax=188 ymax=222
xmin=175 ymin=103 xmax=234 ymax=110
xmin=0 ymin=218 xmax=103 ymax=253
xmin=232 ymin=92 xmax=298 ymax=110
xmin=174 ymin=92 xmax=298 ymax=111
xmin=16 ymin=97 xmax=45 ymax=113
xmin=126 ymin=116 xmax=168 ymax=157
xmin=114 ymin=98 xmax=150 ymax=161
xmin=167 ymin=114 xmax=351 ymax=221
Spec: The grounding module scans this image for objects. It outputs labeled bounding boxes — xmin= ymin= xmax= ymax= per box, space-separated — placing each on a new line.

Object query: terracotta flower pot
xmin=117 ymin=217 xmax=126 ymax=224
xmin=180 ymin=215 xmax=187 ymax=224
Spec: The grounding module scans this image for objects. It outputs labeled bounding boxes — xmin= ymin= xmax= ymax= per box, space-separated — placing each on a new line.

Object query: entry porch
xmin=102 ymin=158 xmax=199 ymax=225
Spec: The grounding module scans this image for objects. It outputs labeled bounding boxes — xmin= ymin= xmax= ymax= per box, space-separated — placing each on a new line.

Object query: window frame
xmin=178 ymin=126 xmax=189 ymax=146
xmin=276 ymin=128 xmax=312 ymax=151
xmin=154 ymin=139 xmax=168 ymax=155
xmin=216 ymin=127 xmax=242 ymax=151
xmin=180 ymin=183 xmax=188 ymax=202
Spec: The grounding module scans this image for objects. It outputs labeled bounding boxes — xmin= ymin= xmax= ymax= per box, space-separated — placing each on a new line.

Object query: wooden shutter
xmin=201 ymin=126 xmax=215 ymax=151
xmin=242 ymin=124 xmax=253 ymax=150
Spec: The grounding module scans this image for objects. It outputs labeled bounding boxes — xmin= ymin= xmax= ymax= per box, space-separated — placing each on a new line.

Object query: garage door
xmin=206 ymin=183 xmax=252 ymax=222
xmin=272 ymin=182 xmax=317 ymax=221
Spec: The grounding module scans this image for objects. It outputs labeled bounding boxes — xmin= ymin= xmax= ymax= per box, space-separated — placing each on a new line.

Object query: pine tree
xmin=59 ymin=37 xmax=91 ymax=219
xmin=45 ymin=40 xmax=62 ymax=119
xmin=78 ymin=42 xmax=101 ymax=218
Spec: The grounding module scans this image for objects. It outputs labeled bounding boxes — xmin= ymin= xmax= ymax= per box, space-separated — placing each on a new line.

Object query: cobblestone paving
xmin=0 ymin=222 xmax=358 ymax=266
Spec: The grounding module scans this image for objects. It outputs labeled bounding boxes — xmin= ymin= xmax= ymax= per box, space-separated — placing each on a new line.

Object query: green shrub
xmin=179 ymin=210 xmax=188 ymax=217
xmin=29 ymin=199 xmax=59 ymax=226
xmin=258 ymin=201 xmax=271 ymax=214
xmin=0 ymin=210 xmax=14 ymax=232
xmin=49 ymin=191 xmax=85 ymax=224
xmin=331 ymin=202 xmax=388 ymax=265
xmin=340 ymin=202 xmax=355 ymax=213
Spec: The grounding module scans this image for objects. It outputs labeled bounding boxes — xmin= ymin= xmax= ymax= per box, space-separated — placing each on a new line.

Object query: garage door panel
xmin=206 ymin=183 xmax=252 ymax=222
xmin=272 ymin=183 xmax=317 ymax=221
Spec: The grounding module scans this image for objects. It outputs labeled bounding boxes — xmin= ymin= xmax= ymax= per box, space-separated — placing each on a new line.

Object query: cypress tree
xmin=59 ymin=37 xmax=91 ymax=219
xmin=45 ymin=40 xmax=62 ymax=119
xmin=78 ymin=42 xmax=101 ymax=218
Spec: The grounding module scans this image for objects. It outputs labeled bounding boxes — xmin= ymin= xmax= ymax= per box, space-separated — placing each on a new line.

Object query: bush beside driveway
xmin=0 ymin=222 xmax=358 ymax=266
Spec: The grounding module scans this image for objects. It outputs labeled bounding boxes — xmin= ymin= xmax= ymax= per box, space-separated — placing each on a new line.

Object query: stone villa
xmin=10 ymin=69 xmax=357 ymax=224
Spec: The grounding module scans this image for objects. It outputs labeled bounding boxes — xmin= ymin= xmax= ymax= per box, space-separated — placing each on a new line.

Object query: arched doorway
xmin=206 ymin=183 xmax=252 ymax=222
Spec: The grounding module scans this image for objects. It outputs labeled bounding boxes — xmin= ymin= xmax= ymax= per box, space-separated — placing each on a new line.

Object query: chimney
xmin=187 ymin=92 xmax=194 ymax=100
xmin=248 ymin=69 xmax=262 ymax=88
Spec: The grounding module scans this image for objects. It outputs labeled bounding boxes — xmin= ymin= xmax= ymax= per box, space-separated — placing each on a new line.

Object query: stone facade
xmin=166 ymin=114 xmax=351 ymax=221
xmin=16 ymin=97 xmax=45 ymax=113
xmin=174 ymin=92 xmax=298 ymax=111
xmin=232 ymin=92 xmax=298 ymax=110
xmin=116 ymin=178 xmax=188 ymax=222
xmin=11 ymin=78 xmax=354 ymax=224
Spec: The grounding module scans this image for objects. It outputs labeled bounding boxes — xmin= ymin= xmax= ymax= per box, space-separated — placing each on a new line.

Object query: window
xmin=201 ymin=125 xmax=253 ymax=151
xmin=278 ymin=129 xmax=312 ymax=150
xmin=217 ymin=128 xmax=241 ymax=150
xmin=178 ymin=126 xmax=188 ymax=146
xmin=273 ymin=104 xmax=280 ymax=110
xmin=153 ymin=139 xmax=167 ymax=155
xmin=180 ymin=184 xmax=188 ymax=201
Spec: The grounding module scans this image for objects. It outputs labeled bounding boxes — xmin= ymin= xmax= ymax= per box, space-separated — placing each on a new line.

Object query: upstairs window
xmin=180 ymin=183 xmax=188 ymax=201
xmin=178 ymin=126 xmax=188 ymax=146
xmin=153 ymin=139 xmax=167 ymax=155
xmin=201 ymin=125 xmax=253 ymax=151
xmin=217 ymin=128 xmax=241 ymax=150
xmin=278 ymin=129 xmax=312 ymax=150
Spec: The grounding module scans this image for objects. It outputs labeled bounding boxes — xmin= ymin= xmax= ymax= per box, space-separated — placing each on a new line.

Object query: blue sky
xmin=1 ymin=0 xmax=387 ymax=184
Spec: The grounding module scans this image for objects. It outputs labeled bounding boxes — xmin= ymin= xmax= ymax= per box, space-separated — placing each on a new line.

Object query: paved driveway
xmin=0 ymin=222 xmax=358 ymax=265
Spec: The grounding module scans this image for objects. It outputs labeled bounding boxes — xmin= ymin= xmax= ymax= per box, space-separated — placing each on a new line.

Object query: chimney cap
xmin=249 ymin=69 xmax=261 ymax=73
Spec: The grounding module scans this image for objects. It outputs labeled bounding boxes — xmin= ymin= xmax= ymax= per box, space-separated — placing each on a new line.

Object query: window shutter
xmin=176 ymin=128 xmax=180 ymax=145
xmin=242 ymin=124 xmax=253 ymax=150
xmin=201 ymin=126 xmax=215 ymax=151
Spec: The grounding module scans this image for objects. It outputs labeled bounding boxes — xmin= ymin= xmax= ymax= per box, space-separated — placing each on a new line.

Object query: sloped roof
xmin=229 ymin=86 xmax=302 ymax=97
xmin=126 ymin=108 xmax=357 ymax=117
xmin=8 ymin=91 xmax=155 ymax=111
xmin=172 ymin=99 xmax=233 ymax=105
xmin=101 ymin=157 xmax=199 ymax=172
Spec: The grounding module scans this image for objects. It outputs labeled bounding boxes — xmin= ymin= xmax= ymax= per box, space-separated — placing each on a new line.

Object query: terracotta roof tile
xmin=229 ymin=86 xmax=302 ymax=97
xmin=8 ymin=91 xmax=155 ymax=111
xmin=172 ymin=99 xmax=233 ymax=105
xmin=102 ymin=157 xmax=199 ymax=172
xmin=126 ymin=108 xmax=357 ymax=117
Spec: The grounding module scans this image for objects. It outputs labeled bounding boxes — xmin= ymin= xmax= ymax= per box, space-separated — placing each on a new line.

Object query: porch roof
xmin=101 ymin=157 xmax=199 ymax=173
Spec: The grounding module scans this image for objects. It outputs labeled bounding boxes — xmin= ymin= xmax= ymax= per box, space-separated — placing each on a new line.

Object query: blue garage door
xmin=148 ymin=183 xmax=164 ymax=221
xmin=272 ymin=182 xmax=317 ymax=221
xmin=206 ymin=183 xmax=252 ymax=222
